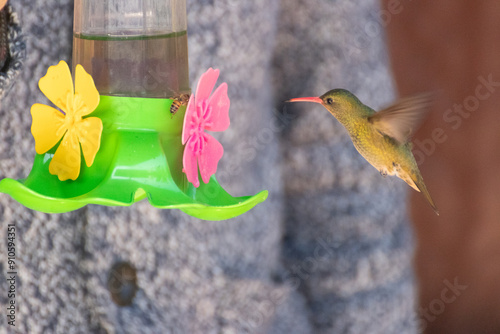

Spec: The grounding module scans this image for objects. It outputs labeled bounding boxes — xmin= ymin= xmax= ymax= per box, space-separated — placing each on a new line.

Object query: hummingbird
xmin=287 ymin=89 xmax=439 ymax=215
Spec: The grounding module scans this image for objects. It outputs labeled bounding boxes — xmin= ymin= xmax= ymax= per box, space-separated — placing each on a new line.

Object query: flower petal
xmin=195 ymin=68 xmax=219 ymax=104
xmin=49 ymin=131 xmax=81 ymax=181
xmin=181 ymin=92 xmax=197 ymax=145
xmin=206 ymin=83 xmax=230 ymax=132
xmin=38 ymin=60 xmax=74 ymax=113
xmin=76 ymin=117 xmax=103 ymax=167
xmin=30 ymin=103 xmax=67 ymax=154
xmin=74 ymin=64 xmax=100 ymax=117
xmin=197 ymin=133 xmax=223 ymax=185
xmin=183 ymin=136 xmax=200 ymax=187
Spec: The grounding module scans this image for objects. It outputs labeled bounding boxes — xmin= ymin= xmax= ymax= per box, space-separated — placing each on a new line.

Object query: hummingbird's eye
xmin=326 ymin=98 xmax=334 ymax=105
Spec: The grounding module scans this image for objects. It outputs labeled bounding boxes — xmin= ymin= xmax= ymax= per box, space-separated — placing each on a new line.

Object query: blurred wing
xmin=368 ymin=92 xmax=434 ymax=144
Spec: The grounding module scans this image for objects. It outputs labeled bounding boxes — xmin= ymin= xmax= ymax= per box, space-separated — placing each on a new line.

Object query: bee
xmin=170 ymin=94 xmax=191 ymax=118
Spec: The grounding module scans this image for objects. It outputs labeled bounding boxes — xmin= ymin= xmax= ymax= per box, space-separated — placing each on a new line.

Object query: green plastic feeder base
xmin=0 ymin=96 xmax=267 ymax=221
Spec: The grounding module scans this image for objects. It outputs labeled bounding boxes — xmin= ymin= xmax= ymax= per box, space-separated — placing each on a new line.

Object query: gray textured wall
xmin=0 ymin=1 xmax=417 ymax=333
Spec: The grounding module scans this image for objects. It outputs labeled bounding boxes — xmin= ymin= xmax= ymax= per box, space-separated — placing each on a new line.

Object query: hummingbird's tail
xmin=407 ymin=172 xmax=439 ymax=216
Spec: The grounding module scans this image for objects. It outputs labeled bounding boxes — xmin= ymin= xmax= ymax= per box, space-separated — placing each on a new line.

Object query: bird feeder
xmin=0 ymin=0 xmax=267 ymax=220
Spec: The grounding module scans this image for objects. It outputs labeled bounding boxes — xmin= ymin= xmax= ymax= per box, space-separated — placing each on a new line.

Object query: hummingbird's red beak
xmin=286 ymin=97 xmax=323 ymax=104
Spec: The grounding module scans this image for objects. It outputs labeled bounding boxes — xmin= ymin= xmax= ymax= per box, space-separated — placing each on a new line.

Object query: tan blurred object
xmin=383 ymin=1 xmax=500 ymax=333
xmin=0 ymin=0 xmax=6 ymax=10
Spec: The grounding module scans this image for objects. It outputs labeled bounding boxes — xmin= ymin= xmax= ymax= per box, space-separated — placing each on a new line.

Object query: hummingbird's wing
xmin=368 ymin=93 xmax=433 ymax=144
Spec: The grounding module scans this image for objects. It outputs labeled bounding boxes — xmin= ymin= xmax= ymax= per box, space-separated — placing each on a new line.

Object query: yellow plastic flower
xmin=30 ymin=61 xmax=102 ymax=181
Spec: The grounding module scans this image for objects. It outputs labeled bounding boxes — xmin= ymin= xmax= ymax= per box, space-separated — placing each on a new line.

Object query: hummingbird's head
xmin=287 ymin=89 xmax=362 ymax=117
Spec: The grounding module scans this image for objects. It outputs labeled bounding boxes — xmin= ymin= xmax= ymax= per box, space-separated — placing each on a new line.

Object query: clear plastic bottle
xmin=72 ymin=0 xmax=190 ymax=98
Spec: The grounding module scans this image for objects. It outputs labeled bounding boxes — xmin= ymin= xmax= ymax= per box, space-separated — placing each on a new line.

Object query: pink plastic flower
xmin=182 ymin=68 xmax=230 ymax=188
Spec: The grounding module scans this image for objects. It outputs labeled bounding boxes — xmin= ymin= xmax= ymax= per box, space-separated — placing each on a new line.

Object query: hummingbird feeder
xmin=0 ymin=0 xmax=267 ymax=220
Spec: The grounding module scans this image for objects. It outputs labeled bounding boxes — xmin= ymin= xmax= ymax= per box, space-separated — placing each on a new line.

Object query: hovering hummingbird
xmin=287 ymin=89 xmax=439 ymax=215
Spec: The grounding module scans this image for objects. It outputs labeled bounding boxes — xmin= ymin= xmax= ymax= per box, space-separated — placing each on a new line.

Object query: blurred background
xmin=383 ymin=1 xmax=500 ymax=333
xmin=0 ymin=0 xmax=499 ymax=333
